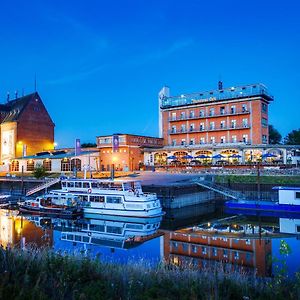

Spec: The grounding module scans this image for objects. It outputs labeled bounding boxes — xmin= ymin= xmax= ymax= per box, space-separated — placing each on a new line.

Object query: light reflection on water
xmin=0 ymin=207 xmax=299 ymax=278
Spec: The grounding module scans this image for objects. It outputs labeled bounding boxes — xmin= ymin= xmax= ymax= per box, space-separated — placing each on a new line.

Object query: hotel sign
xmin=112 ymin=135 xmax=119 ymax=152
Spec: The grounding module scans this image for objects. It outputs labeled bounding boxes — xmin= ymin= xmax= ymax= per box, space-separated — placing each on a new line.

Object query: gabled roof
xmin=0 ymin=92 xmax=40 ymax=123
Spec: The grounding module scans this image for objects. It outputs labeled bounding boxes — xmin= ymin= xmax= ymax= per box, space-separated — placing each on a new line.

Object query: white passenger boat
xmin=49 ymin=178 xmax=163 ymax=218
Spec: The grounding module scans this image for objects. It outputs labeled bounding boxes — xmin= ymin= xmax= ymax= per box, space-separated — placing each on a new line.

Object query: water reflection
xmin=0 ymin=207 xmax=300 ymax=278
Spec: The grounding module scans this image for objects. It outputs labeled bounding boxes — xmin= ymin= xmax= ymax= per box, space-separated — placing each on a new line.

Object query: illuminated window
xmin=71 ymin=158 xmax=81 ymax=171
xmin=26 ymin=160 xmax=34 ymax=171
xmin=61 ymin=159 xmax=71 ymax=171
xmin=11 ymin=161 xmax=19 ymax=172
xmin=43 ymin=159 xmax=51 ymax=171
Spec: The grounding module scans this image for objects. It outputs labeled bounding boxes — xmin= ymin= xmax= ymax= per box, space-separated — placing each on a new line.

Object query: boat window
xmin=62 ymin=182 xmax=67 ymax=188
xmin=90 ymin=224 xmax=105 ymax=232
xmin=295 ymin=192 xmax=300 ymax=199
xmin=90 ymin=196 xmax=105 ymax=202
xmin=99 ymin=196 xmax=105 ymax=202
xmin=75 ymin=235 xmax=81 ymax=242
xmin=297 ymin=226 xmax=300 ymax=233
xmin=106 ymin=196 xmax=122 ymax=204
xmin=91 ymin=182 xmax=99 ymax=188
xmin=67 ymin=234 xmax=74 ymax=240
xmin=67 ymin=182 xmax=74 ymax=188
xmin=80 ymin=195 xmax=88 ymax=201
xmin=75 ymin=182 xmax=82 ymax=188
xmin=83 ymin=182 xmax=90 ymax=188
xmin=106 ymin=226 xmax=122 ymax=234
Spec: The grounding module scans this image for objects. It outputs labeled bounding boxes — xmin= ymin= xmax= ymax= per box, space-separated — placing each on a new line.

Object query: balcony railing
xmin=167 ymin=140 xmax=252 ymax=148
xmin=168 ymin=109 xmax=250 ymax=122
xmin=161 ymin=83 xmax=273 ymax=109
xmin=169 ymin=125 xmax=250 ymax=134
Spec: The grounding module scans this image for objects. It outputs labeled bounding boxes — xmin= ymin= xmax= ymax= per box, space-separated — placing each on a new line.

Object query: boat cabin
xmin=274 ymin=187 xmax=300 ymax=205
xmin=61 ymin=179 xmax=143 ymax=195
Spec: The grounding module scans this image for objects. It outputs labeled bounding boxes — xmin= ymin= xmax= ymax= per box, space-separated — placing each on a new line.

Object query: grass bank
xmin=0 ymin=248 xmax=299 ymax=300
xmin=215 ymin=175 xmax=300 ymax=185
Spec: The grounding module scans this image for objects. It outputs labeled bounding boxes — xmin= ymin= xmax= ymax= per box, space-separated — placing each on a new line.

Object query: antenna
xmin=6 ymin=92 xmax=10 ymax=102
xmin=34 ymin=73 xmax=37 ymax=92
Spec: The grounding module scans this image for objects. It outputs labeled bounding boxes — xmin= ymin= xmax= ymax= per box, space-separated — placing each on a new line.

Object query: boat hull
xmin=83 ymin=206 xmax=163 ymax=218
xmin=19 ymin=206 xmax=82 ymax=218
xmin=225 ymin=200 xmax=300 ymax=214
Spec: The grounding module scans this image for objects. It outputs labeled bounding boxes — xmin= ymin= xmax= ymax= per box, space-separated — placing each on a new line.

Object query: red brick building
xmin=97 ymin=133 xmax=163 ymax=171
xmin=159 ymin=83 xmax=273 ymax=147
xmin=0 ymin=92 xmax=55 ymax=164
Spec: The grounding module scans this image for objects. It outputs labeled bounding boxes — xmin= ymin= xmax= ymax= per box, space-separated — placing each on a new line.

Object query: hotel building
xmin=159 ymin=83 xmax=272 ymax=147
xmin=144 ymin=83 xmax=300 ymax=166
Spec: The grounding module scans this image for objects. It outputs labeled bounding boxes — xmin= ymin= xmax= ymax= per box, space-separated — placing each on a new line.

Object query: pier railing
xmin=192 ymin=178 xmax=246 ymax=200
xmin=26 ymin=177 xmax=61 ymax=197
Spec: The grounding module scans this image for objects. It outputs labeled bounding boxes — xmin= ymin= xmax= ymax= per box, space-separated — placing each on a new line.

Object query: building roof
xmin=15 ymin=150 xmax=99 ymax=160
xmin=160 ymin=83 xmax=274 ymax=109
xmin=0 ymin=92 xmax=38 ymax=123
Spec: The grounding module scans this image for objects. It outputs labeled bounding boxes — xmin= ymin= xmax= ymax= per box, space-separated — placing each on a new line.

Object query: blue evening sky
xmin=0 ymin=0 xmax=299 ymax=147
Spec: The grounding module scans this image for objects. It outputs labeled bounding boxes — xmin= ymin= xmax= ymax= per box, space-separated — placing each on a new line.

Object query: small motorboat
xmin=18 ymin=193 xmax=82 ymax=218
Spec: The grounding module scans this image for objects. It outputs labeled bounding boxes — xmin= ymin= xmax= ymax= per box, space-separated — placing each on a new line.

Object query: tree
xmin=32 ymin=164 xmax=47 ymax=179
xmin=81 ymin=143 xmax=97 ymax=148
xmin=284 ymin=129 xmax=300 ymax=145
xmin=268 ymin=125 xmax=282 ymax=144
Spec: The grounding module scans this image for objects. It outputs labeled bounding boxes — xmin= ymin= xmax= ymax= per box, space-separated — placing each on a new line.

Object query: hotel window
xmin=262 ymin=117 xmax=268 ymax=127
xmin=190 ymin=123 xmax=195 ymax=132
xmin=43 ymin=159 xmax=52 ymax=171
xmin=209 ymin=108 xmax=214 ymax=116
xmin=171 ymin=125 xmax=176 ymax=133
xmin=71 ymin=158 xmax=81 ymax=171
xmin=190 ymin=138 xmax=195 ymax=145
xmin=172 ymin=241 xmax=178 ymax=249
xmin=209 ymin=121 xmax=215 ymax=130
xmin=262 ymin=135 xmax=267 ymax=143
xmin=210 ymin=136 xmax=215 ymax=144
xmin=199 ymin=109 xmax=205 ymax=117
xmin=172 ymin=139 xmax=177 ymax=146
xmin=189 ymin=110 xmax=195 ymax=118
xmin=200 ymin=122 xmax=205 ymax=131
xmin=220 ymin=106 xmax=225 ymax=115
xmin=27 ymin=160 xmax=35 ymax=171
xmin=242 ymin=134 xmax=248 ymax=143
xmin=181 ymin=139 xmax=186 ymax=146
xmin=262 ymin=103 xmax=267 ymax=113
xmin=231 ymin=105 xmax=236 ymax=114
xmin=200 ymin=137 xmax=205 ymax=144
xmin=192 ymin=245 xmax=198 ymax=253
xmin=180 ymin=112 xmax=186 ymax=119
xmin=181 ymin=124 xmax=186 ymax=132
xmin=232 ymin=135 xmax=237 ymax=143
xmin=171 ymin=112 xmax=176 ymax=120
xmin=223 ymin=249 xmax=228 ymax=258
xmin=242 ymin=104 xmax=247 ymax=112
xmin=202 ymin=247 xmax=207 ymax=255
xmin=242 ymin=118 xmax=248 ymax=127
xmin=245 ymin=239 xmax=251 ymax=245
xmin=231 ymin=120 xmax=236 ymax=128
xmin=220 ymin=120 xmax=225 ymax=129
xmin=220 ymin=136 xmax=226 ymax=143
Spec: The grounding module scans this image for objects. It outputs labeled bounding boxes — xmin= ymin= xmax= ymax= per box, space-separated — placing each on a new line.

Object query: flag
xmin=75 ymin=139 xmax=81 ymax=156
xmin=112 ymin=135 xmax=119 ymax=152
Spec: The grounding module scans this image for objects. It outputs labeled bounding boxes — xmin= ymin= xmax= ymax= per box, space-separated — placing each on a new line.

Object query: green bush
xmin=32 ymin=164 xmax=47 ymax=179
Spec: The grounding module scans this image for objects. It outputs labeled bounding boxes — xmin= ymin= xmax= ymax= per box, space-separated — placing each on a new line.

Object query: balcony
xmin=168 ymin=109 xmax=250 ymax=122
xmin=161 ymin=83 xmax=273 ymax=109
xmin=168 ymin=125 xmax=250 ymax=134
